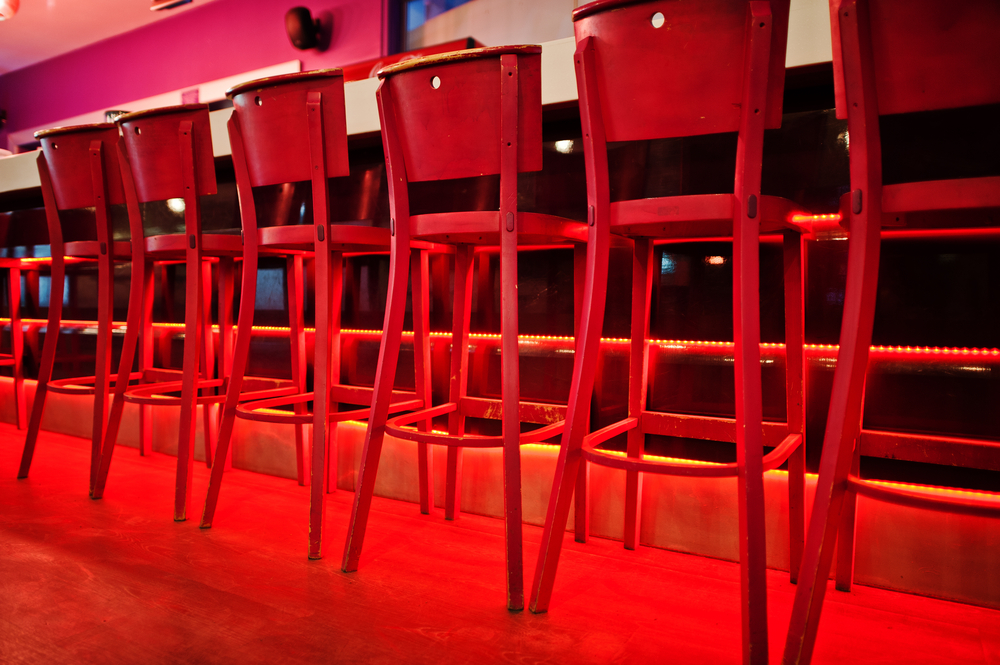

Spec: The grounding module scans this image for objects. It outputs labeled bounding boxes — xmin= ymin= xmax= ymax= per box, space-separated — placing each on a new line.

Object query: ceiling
xmin=0 ymin=0 xmax=220 ymax=75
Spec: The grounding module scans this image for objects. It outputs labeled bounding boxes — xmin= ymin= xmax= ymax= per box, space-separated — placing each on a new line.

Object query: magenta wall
xmin=0 ymin=0 xmax=384 ymax=145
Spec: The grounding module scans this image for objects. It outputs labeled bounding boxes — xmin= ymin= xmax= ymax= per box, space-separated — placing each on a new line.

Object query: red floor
xmin=2 ymin=422 xmax=998 ymax=664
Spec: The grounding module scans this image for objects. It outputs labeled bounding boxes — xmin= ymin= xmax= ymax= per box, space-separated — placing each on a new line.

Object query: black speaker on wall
xmin=286 ymin=6 xmax=322 ymax=50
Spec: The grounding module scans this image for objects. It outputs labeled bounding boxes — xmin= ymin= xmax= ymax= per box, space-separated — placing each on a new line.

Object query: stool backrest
xmin=35 ymin=124 xmax=125 ymax=210
xmin=117 ymin=104 xmax=217 ymax=203
xmin=832 ymin=0 xmax=1000 ymax=119
xmin=376 ymin=45 xmax=543 ymax=183
xmin=227 ymin=69 xmax=350 ymax=187
xmin=573 ymin=0 xmax=789 ymax=141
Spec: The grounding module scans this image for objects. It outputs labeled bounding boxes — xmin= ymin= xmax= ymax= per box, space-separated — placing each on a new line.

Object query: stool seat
xmin=610 ymin=194 xmax=805 ymax=237
xmin=64 ymin=240 xmax=132 ymax=259
xmin=410 ymin=211 xmax=588 ymax=245
xmin=257 ymin=222 xmax=391 ymax=252
xmin=145 ymin=232 xmax=244 ymax=257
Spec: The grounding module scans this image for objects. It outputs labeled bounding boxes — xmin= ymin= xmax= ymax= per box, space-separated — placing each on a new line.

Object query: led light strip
xmin=2 ymin=319 xmax=998 ymax=358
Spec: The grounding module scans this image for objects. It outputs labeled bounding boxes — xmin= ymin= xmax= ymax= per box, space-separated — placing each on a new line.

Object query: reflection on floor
xmin=3 ymin=423 xmax=998 ymax=664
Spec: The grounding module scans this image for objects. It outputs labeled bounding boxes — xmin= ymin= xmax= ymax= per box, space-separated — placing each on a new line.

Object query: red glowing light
xmin=791 ymin=212 xmax=843 ymax=223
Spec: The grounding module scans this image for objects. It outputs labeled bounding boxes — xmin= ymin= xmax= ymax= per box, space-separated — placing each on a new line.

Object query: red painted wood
xmin=572 ymin=0 xmax=788 ymax=142
xmin=445 ymin=245 xmax=473 ymax=521
xmin=783 ymin=2 xmax=883 ymax=662
xmin=732 ymin=10 xmax=772 ymax=662
xmin=342 ymin=81 xmax=414 ymax=573
xmin=91 ymin=140 xmax=151 ymax=500
xmin=88 ymin=140 xmax=114 ymax=493
xmin=199 ymin=112 xmax=260 ymax=527
xmin=118 ymin=105 xmax=216 ymax=203
xmin=307 ymin=96 xmax=334 ymax=557
xmin=227 ymin=70 xmax=349 ymax=187
xmin=379 ymin=46 xmax=541 ymax=182
xmin=174 ymin=119 xmax=204 ymax=522
xmin=784 ymin=3 xmax=1000 ymax=662
xmin=882 ymin=176 xmax=1000 ymax=213
xmin=199 ymin=260 xmax=216 ymax=468
xmin=94 ymin=106 xmax=243 ymax=517
xmin=835 ymin=434 xmax=861 ymax=592
xmin=410 ymin=249 xmax=434 ymax=514
xmin=288 ymin=255 xmax=308 ymax=486
xmin=572 ymin=244 xmax=589 ymax=544
xmin=139 ymin=261 xmax=155 ymax=457
xmin=783 ymin=230 xmax=807 ymax=584
xmin=7 ymin=266 xmax=26 ymax=429
xmin=530 ymin=35 xmax=613 ymax=614
xmin=499 ymin=52 xmax=525 ymax=610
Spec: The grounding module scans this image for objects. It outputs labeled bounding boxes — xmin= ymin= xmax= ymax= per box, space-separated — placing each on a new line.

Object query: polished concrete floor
xmin=3 ymin=422 xmax=999 ymax=664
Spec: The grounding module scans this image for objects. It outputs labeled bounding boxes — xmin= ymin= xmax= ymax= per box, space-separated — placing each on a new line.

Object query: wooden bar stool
xmin=341 ymin=45 xmax=589 ymax=611
xmin=198 ymin=69 xmax=427 ymax=544
xmin=90 ymin=104 xmax=290 ymax=521
xmin=529 ymin=2 xmax=807 ymax=662
xmin=17 ymin=124 xmax=132 ymax=492
xmin=783 ymin=1 xmax=1000 ymax=663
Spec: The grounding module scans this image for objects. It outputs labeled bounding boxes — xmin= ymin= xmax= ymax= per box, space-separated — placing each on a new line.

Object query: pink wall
xmin=0 ymin=0 xmax=385 ymax=145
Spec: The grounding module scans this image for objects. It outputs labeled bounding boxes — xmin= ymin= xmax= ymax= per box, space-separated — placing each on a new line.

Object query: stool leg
xmin=784 ymin=3 xmax=883 ymax=659
xmin=783 ymin=230 xmax=807 ymax=584
xmin=530 ymin=216 xmax=611 ymax=613
xmin=784 ymin=219 xmax=880 ymax=663
xmin=10 ymin=267 xmax=26 ymax=429
xmin=201 ymin=251 xmax=258 ymax=528
xmin=288 ymin=255 xmax=308 ymax=487
xmin=139 ymin=263 xmax=155 ymax=456
xmin=200 ymin=260 xmax=216 ymax=467
xmin=835 ymin=430 xmax=862 ymax=591
xmin=175 ymin=247 xmax=204 ymax=521
xmin=90 ymin=248 xmax=114 ymax=493
xmin=309 ymin=242 xmax=335 ymax=558
xmin=734 ymin=211 xmax=767 ymax=665
xmin=342 ymin=237 xmax=412 ymax=571
xmin=624 ymin=238 xmax=653 ymax=551
xmin=18 ymin=257 xmax=65 ymax=479
xmin=326 ymin=253 xmax=344 ymax=495
xmin=499 ymin=222 xmax=524 ymax=610
xmin=216 ymin=257 xmax=235 ymax=471
xmin=445 ymin=246 xmax=474 ymax=521
xmin=572 ymin=244 xmax=589 ymax=544
xmin=411 ymin=249 xmax=433 ymax=514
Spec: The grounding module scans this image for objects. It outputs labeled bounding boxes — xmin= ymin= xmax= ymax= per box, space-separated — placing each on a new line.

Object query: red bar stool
xmin=341 ymin=46 xmax=589 ymax=610
xmin=90 ymin=104 xmax=290 ymax=520
xmin=199 ymin=69 xmax=427 ymax=542
xmin=529 ymin=1 xmax=807 ymax=662
xmin=783 ymin=1 xmax=1000 ymax=662
xmin=17 ymin=124 xmax=132 ymax=491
